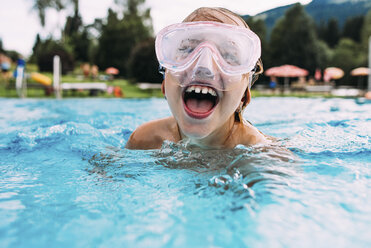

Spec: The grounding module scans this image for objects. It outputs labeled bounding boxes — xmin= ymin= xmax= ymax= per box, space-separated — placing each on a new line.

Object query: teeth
xmin=186 ymin=87 xmax=193 ymax=93
xmin=186 ymin=85 xmax=217 ymax=96
xmin=208 ymin=88 xmax=217 ymax=96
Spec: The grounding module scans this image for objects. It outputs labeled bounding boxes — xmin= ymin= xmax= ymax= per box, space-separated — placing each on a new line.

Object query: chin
xmin=179 ymin=119 xmax=213 ymax=140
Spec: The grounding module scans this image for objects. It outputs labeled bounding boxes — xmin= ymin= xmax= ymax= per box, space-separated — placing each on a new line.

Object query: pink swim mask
xmin=155 ymin=21 xmax=261 ymax=91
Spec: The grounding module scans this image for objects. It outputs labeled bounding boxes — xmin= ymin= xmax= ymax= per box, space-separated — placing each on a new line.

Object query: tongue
xmin=186 ymin=98 xmax=214 ymax=113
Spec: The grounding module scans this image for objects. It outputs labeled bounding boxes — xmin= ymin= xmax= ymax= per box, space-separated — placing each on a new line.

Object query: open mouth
xmin=182 ymin=84 xmax=219 ymax=119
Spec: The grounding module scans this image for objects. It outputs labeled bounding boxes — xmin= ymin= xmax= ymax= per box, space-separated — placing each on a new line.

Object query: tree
xmin=325 ymin=18 xmax=340 ymax=48
xmin=317 ymin=18 xmax=342 ymax=48
xmin=361 ymin=9 xmax=371 ymax=51
xmin=31 ymin=0 xmax=80 ymax=27
xmin=0 ymin=38 xmax=4 ymax=53
xmin=32 ymin=0 xmax=66 ymax=27
xmin=97 ymin=0 xmax=152 ymax=76
xmin=63 ymin=5 xmax=91 ymax=62
xmin=34 ymin=38 xmax=75 ymax=74
xmin=63 ymin=2 xmax=82 ymax=38
xmin=245 ymin=17 xmax=270 ymax=68
xmin=29 ymin=34 xmax=42 ymax=63
xmin=342 ymin=16 xmax=364 ymax=43
xmin=31 ymin=0 xmax=91 ymax=63
xmin=330 ymin=38 xmax=365 ymax=86
xmin=127 ymin=38 xmax=163 ymax=83
xmin=269 ymin=3 xmax=320 ymax=72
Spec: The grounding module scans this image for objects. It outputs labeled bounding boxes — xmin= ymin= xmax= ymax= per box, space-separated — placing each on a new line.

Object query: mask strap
xmin=159 ymin=65 xmax=166 ymax=80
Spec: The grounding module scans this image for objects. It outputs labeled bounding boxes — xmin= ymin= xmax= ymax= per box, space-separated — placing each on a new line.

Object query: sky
xmin=0 ymin=0 xmax=312 ymax=57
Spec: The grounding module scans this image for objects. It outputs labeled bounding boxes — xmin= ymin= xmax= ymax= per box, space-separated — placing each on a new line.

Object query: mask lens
xmin=156 ymin=21 xmax=261 ymax=90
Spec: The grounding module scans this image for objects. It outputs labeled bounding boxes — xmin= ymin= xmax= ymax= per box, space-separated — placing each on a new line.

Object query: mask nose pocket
xmin=192 ymin=48 xmax=216 ymax=80
xmin=194 ymin=67 xmax=214 ymax=79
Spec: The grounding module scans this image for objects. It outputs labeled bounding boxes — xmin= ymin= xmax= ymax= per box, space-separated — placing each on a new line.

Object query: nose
xmin=192 ymin=48 xmax=216 ymax=80
xmin=195 ymin=67 xmax=214 ymax=79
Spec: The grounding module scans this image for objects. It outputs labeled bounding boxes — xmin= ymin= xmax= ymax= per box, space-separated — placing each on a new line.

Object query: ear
xmin=245 ymin=88 xmax=251 ymax=105
xmin=242 ymin=88 xmax=251 ymax=108
xmin=161 ymin=80 xmax=165 ymax=95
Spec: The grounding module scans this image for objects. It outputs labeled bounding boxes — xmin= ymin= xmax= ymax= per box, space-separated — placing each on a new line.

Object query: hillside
xmin=244 ymin=0 xmax=371 ymax=31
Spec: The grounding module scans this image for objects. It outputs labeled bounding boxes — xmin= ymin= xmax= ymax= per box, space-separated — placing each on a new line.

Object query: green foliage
xmin=62 ymin=2 xmax=93 ymax=63
xmin=29 ymin=34 xmax=42 ymax=63
xmin=127 ymin=38 xmax=162 ymax=83
xmin=342 ymin=16 xmax=364 ymax=43
xmin=34 ymin=38 xmax=75 ymax=74
xmin=0 ymin=38 xmax=4 ymax=53
xmin=64 ymin=27 xmax=91 ymax=62
xmin=317 ymin=18 xmax=340 ymax=48
xmin=361 ymin=9 xmax=371 ymax=50
xmin=330 ymin=38 xmax=366 ymax=86
xmin=331 ymin=38 xmax=366 ymax=68
xmin=269 ymin=3 xmax=319 ymax=72
xmin=32 ymin=0 xmax=66 ymax=26
xmin=245 ymin=17 xmax=271 ymax=68
xmin=315 ymin=40 xmax=332 ymax=69
xmin=64 ymin=10 xmax=82 ymax=38
xmin=96 ymin=0 xmax=152 ymax=76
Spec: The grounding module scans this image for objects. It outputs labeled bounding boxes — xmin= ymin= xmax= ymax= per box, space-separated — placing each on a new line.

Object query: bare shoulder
xmin=125 ymin=117 xmax=180 ymax=150
xmin=240 ymin=121 xmax=270 ymax=145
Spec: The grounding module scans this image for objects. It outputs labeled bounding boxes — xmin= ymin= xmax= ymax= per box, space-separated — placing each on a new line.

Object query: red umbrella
xmin=265 ymin=65 xmax=308 ymax=91
xmin=314 ymin=68 xmax=322 ymax=81
xmin=105 ymin=67 xmax=119 ymax=75
xmin=265 ymin=65 xmax=309 ymax=77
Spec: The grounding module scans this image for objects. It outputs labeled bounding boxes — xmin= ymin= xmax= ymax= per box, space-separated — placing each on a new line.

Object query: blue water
xmin=0 ymin=97 xmax=370 ymax=248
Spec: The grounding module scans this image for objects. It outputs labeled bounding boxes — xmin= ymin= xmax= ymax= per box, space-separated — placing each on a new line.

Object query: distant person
xmin=126 ymin=7 xmax=269 ymax=149
xmin=13 ymin=58 xmax=26 ymax=78
xmin=91 ymin=65 xmax=99 ymax=80
xmin=81 ymin=63 xmax=90 ymax=78
xmin=269 ymin=76 xmax=277 ymax=90
xmin=0 ymin=54 xmax=12 ymax=85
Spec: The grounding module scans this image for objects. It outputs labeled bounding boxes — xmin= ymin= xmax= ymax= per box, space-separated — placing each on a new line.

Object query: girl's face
xmin=161 ymin=11 xmax=255 ymax=143
xmin=164 ymin=64 xmax=249 ymax=141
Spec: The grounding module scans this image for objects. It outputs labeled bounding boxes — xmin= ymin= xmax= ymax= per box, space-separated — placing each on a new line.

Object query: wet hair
xmin=183 ymin=7 xmax=264 ymax=122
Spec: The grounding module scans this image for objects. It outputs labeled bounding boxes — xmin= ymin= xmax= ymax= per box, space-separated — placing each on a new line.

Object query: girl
xmin=126 ymin=7 xmax=268 ymax=149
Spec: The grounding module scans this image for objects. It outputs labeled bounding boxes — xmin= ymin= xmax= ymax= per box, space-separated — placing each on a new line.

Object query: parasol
xmin=105 ymin=67 xmax=119 ymax=75
xmin=351 ymin=67 xmax=370 ymax=89
xmin=350 ymin=67 xmax=370 ymax=76
xmin=324 ymin=67 xmax=344 ymax=81
xmin=265 ymin=64 xmax=309 ymax=77
xmin=265 ymin=64 xmax=308 ymax=91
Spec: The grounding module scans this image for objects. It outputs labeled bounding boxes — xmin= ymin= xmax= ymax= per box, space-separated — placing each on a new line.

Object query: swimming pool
xmin=0 ymin=97 xmax=370 ymax=247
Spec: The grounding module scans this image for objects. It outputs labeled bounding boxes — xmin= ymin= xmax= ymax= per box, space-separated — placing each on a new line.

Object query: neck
xmin=179 ymin=117 xmax=239 ymax=148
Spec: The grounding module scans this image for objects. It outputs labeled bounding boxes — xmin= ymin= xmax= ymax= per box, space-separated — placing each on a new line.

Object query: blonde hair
xmin=183 ymin=7 xmax=263 ymax=122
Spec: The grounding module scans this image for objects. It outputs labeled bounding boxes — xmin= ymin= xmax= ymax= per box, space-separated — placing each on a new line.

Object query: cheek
xmin=219 ymin=82 xmax=248 ymax=115
xmin=164 ymin=78 xmax=183 ymax=114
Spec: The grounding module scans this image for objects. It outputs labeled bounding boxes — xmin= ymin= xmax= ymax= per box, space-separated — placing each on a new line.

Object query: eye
xmin=219 ymin=41 xmax=241 ymax=66
xmin=221 ymin=52 xmax=240 ymax=66
xmin=178 ymin=46 xmax=194 ymax=54
xmin=177 ymin=39 xmax=201 ymax=57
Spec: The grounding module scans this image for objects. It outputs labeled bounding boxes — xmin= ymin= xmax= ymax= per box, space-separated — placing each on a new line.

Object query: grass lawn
xmin=0 ymin=75 xmax=163 ymax=99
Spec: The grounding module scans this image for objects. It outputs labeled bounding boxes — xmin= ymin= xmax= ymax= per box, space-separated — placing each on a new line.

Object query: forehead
xmin=184 ymin=9 xmax=247 ymax=28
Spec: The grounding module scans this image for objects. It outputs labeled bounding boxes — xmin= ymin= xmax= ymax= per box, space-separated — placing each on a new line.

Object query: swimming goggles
xmin=155 ymin=21 xmax=261 ymax=89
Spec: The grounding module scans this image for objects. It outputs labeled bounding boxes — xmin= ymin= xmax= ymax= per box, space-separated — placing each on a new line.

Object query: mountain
xmin=244 ymin=0 xmax=371 ymax=31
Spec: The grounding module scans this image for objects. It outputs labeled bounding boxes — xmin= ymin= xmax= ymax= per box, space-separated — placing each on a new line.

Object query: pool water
xmin=0 ymin=97 xmax=370 ymax=247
